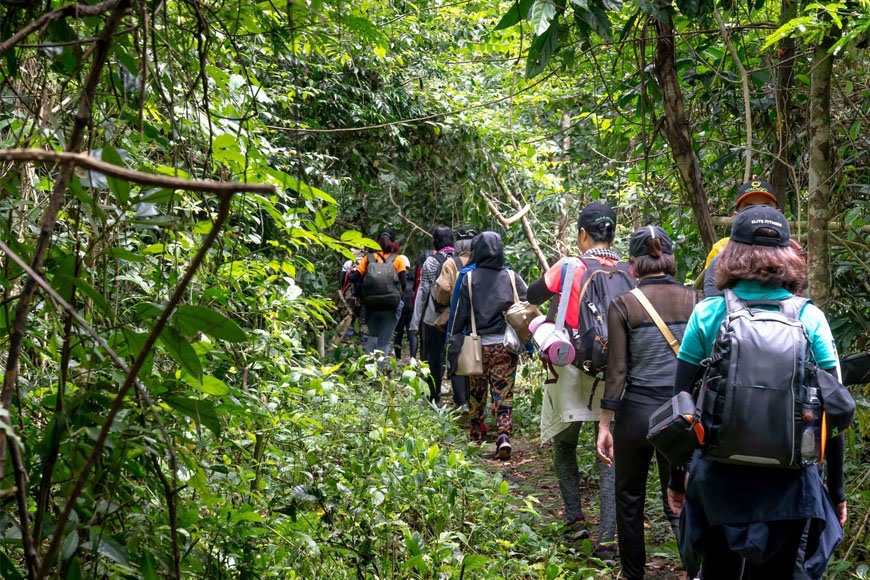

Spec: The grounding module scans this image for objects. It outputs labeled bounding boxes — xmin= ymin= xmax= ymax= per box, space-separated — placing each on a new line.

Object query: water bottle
xmin=800 ymin=387 xmax=821 ymax=465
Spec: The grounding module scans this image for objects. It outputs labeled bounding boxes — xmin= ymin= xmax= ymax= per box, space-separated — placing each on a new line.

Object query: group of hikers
xmin=339 ymin=179 xmax=855 ymax=579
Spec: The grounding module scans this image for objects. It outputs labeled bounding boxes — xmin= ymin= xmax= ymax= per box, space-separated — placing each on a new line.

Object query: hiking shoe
xmin=593 ymin=543 xmax=618 ymax=567
xmin=496 ymin=435 xmax=512 ymax=460
xmin=564 ymin=516 xmax=590 ymax=541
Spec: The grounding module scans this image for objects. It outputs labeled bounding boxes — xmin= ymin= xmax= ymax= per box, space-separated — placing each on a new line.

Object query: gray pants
xmin=553 ymin=421 xmax=616 ymax=545
xmin=365 ymin=309 xmax=399 ymax=356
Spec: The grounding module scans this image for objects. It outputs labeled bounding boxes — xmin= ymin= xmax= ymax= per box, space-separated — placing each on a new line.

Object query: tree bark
xmin=770 ymin=0 xmax=796 ymax=212
xmin=806 ymin=31 xmax=837 ymax=310
xmin=652 ymin=13 xmax=716 ymax=251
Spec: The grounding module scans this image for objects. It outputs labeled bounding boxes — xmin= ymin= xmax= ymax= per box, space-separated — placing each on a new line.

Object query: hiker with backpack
xmin=526 ymin=202 xmax=635 ymax=558
xmin=432 ymin=225 xmax=478 ymax=410
xmin=447 ymin=231 xmax=528 ymax=460
xmin=700 ymin=178 xmax=805 ymax=298
xmin=668 ymin=205 xmax=846 ymax=579
xmin=348 ymin=228 xmax=408 ymax=356
xmin=594 ymin=225 xmax=698 ymax=580
xmin=410 ymin=226 xmax=456 ymax=404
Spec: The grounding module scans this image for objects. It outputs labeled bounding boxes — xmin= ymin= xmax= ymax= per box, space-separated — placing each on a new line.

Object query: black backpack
xmin=697 ymin=290 xmax=811 ymax=469
xmin=571 ymin=257 xmax=636 ymax=375
xmin=363 ymin=253 xmax=401 ymax=309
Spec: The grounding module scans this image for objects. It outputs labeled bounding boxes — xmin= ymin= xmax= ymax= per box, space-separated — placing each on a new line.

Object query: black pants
xmin=451 ymin=375 xmax=467 ymax=406
xmin=422 ymin=324 xmax=445 ymax=402
xmin=700 ymin=520 xmax=810 ymax=580
xmin=393 ymin=308 xmax=414 ymax=358
xmin=614 ymin=397 xmax=680 ymax=580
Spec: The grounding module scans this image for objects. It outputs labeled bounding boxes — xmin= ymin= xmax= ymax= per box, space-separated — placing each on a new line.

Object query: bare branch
xmin=481 ymin=150 xmax=550 ymax=272
xmin=712 ymin=8 xmax=753 ymax=181
xmin=387 ymin=187 xmax=430 ymax=237
xmin=0 ymin=149 xmax=277 ymax=194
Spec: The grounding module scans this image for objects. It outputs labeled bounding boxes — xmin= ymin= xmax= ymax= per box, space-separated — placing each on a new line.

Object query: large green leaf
xmin=574 ymin=1 xmax=613 ymax=40
xmin=529 ymin=0 xmax=557 ymax=36
xmin=163 ymin=395 xmax=222 ymax=435
xmin=174 ymin=305 xmax=248 ymax=343
xmin=184 ymin=374 xmax=230 ymax=396
xmin=158 ymin=325 xmax=203 ymax=380
xmin=0 ymin=552 xmax=23 ymax=580
xmin=101 ymin=145 xmax=131 ymax=205
xmin=525 ymin=22 xmax=560 ymax=78
xmin=495 ymin=0 xmax=534 ymax=29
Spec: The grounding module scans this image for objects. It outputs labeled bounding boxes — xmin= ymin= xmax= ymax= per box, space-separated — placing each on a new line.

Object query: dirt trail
xmin=474 ymin=434 xmax=686 ymax=579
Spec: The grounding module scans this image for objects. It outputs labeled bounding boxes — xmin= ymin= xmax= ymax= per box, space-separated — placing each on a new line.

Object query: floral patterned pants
xmin=468 ymin=343 xmax=517 ymax=438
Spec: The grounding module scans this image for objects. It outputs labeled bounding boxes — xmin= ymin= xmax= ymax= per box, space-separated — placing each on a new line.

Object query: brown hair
xmin=714 ymin=240 xmax=806 ymax=294
xmin=378 ymin=234 xmax=394 ymax=253
xmin=631 ymin=237 xmax=676 ymax=277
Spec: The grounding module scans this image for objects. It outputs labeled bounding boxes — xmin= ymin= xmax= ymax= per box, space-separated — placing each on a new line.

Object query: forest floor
xmin=472 ymin=420 xmax=687 ymax=579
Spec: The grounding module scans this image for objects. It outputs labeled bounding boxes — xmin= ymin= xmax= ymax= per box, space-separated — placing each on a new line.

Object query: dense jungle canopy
xmin=0 ymin=0 xmax=867 ymax=578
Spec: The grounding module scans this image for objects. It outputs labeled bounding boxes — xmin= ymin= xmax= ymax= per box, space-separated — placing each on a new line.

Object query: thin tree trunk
xmin=652 ymin=13 xmax=716 ymax=251
xmin=771 ymin=0 xmax=796 ymax=212
xmin=806 ymin=32 xmax=837 ymax=309
xmin=556 ymin=109 xmax=572 ymax=255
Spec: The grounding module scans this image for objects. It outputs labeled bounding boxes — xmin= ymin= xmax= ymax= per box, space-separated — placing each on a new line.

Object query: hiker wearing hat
xmin=349 ymin=227 xmax=408 ymax=356
xmin=702 ymin=179 xmax=804 ymax=297
xmin=526 ymin=202 xmax=633 ymax=558
xmin=595 ymin=225 xmax=698 ymax=580
xmin=668 ymin=205 xmax=846 ymax=579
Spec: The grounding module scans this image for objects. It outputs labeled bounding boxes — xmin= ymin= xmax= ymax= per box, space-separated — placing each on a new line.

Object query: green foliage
xmin=0 ymin=0 xmax=866 ymax=576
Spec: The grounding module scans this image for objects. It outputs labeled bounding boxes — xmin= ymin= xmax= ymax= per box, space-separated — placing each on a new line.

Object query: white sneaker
xmin=408 ymin=357 xmax=417 ymax=366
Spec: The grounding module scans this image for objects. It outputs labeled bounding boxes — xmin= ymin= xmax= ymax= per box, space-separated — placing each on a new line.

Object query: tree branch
xmin=0 ymin=149 xmax=277 ymax=194
xmin=481 ymin=150 xmax=550 ymax=272
xmin=0 ymin=0 xmax=122 ymax=54
xmin=387 ymin=187 xmax=430 ymax=238
xmin=0 ymin=4 xmax=134 ymax=577
xmin=712 ymin=8 xmax=753 ymax=181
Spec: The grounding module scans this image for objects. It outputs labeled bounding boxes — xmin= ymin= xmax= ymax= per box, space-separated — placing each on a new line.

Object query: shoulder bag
xmin=636 ymin=287 xmax=705 ymax=464
xmin=455 ymin=271 xmax=484 ymax=376
xmin=505 ymin=271 xmax=541 ymax=343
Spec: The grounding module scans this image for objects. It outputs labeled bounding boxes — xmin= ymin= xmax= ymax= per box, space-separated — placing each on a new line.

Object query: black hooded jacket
xmin=447 ymin=232 xmax=527 ymax=370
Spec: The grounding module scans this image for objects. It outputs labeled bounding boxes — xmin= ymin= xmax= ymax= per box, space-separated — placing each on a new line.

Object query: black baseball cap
xmin=578 ymin=202 xmax=617 ymax=233
xmin=735 ymin=179 xmax=777 ymax=208
xmin=629 ymin=225 xmax=673 ymax=257
xmin=379 ymin=227 xmax=396 ymax=242
xmin=730 ymin=205 xmax=790 ymax=247
xmin=455 ymin=225 xmax=478 ymax=240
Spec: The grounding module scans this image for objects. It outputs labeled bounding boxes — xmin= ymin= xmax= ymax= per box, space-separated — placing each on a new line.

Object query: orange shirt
xmin=354 ymin=251 xmax=407 ymax=276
